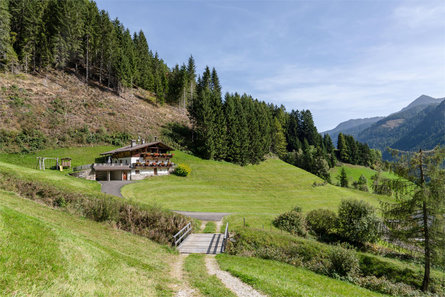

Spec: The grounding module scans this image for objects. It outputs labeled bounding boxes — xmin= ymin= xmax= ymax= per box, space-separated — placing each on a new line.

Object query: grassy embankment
xmin=216 ymin=254 xmax=387 ymax=297
xmin=0 ymin=190 xmax=177 ymax=296
xmin=123 ymin=151 xmax=391 ymax=229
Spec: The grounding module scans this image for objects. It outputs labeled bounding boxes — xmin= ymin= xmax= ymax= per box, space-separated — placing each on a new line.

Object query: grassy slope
xmin=330 ymin=164 xmax=397 ymax=190
xmin=0 ymin=145 xmax=116 ymax=173
xmin=216 ymin=255 xmax=386 ymax=297
xmin=123 ymin=151 xmax=390 ymax=229
xmin=0 ymin=190 xmax=177 ymax=296
xmin=0 ymin=160 xmax=101 ymax=194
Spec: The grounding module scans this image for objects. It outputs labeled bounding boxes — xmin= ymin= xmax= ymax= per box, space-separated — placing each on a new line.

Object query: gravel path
xmin=205 ymin=255 xmax=267 ymax=297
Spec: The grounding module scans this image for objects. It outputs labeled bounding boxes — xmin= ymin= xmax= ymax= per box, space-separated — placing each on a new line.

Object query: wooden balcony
xmin=132 ymin=162 xmax=174 ymax=169
xmin=142 ymin=153 xmax=174 ymax=159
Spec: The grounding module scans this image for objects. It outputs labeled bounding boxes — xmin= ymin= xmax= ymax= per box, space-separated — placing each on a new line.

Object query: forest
xmin=0 ymin=0 xmax=380 ymax=178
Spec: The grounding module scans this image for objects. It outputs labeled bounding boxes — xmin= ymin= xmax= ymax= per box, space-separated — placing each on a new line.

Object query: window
xmin=119 ymin=160 xmax=122 ymax=164
xmin=135 ymin=170 xmax=140 ymax=174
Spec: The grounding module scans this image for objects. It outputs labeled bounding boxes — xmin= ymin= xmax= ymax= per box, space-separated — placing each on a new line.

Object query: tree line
xmin=0 ymin=0 xmax=198 ymax=105
xmin=337 ymin=132 xmax=381 ymax=167
xmin=188 ymin=67 xmax=346 ymax=180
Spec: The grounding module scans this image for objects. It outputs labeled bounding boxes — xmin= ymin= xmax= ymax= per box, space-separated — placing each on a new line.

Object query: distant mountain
xmin=400 ymin=94 xmax=444 ymax=112
xmin=391 ymin=100 xmax=445 ymax=151
xmin=324 ymin=95 xmax=445 ymax=156
xmin=322 ymin=117 xmax=384 ymax=146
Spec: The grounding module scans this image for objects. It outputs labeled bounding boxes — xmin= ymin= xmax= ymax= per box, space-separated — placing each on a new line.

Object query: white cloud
xmin=243 ymin=2 xmax=445 ymax=131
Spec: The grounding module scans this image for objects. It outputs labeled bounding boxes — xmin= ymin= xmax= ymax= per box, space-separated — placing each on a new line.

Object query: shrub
xmin=353 ymin=174 xmax=369 ymax=192
xmin=328 ymin=245 xmax=360 ymax=277
xmin=173 ymin=163 xmax=191 ymax=177
xmin=355 ymin=276 xmax=421 ymax=297
xmin=272 ymin=210 xmax=307 ymax=237
xmin=337 ymin=199 xmax=381 ymax=246
xmin=306 ymin=209 xmax=338 ymax=239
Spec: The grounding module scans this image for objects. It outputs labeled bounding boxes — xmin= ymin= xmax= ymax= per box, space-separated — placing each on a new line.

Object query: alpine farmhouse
xmin=92 ymin=140 xmax=174 ymax=181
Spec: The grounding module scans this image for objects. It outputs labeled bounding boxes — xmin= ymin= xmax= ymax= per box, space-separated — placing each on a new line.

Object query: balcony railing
xmin=132 ymin=162 xmax=174 ymax=169
xmin=142 ymin=153 xmax=174 ymax=158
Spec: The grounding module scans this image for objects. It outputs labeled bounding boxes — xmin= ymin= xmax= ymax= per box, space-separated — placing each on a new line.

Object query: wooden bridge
xmin=174 ymin=222 xmax=229 ymax=254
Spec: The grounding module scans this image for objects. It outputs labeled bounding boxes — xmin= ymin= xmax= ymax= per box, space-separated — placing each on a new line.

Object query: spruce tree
xmin=223 ymin=93 xmax=239 ymax=163
xmin=338 ymin=167 xmax=348 ymax=187
xmin=210 ymin=68 xmax=226 ymax=160
xmin=337 ymin=133 xmax=349 ymax=163
xmin=271 ymin=117 xmax=287 ymax=158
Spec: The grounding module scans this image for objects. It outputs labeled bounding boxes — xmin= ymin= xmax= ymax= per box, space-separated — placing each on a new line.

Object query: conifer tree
xmin=382 ymin=147 xmax=445 ymax=292
xmin=223 ymin=93 xmax=239 ymax=163
xmin=271 ymin=117 xmax=287 ymax=158
xmin=0 ymin=0 xmax=18 ymax=71
xmin=187 ymin=55 xmax=196 ymax=105
xmin=338 ymin=167 xmax=348 ymax=187
xmin=210 ymin=68 xmax=226 ymax=160
xmin=337 ymin=133 xmax=349 ymax=163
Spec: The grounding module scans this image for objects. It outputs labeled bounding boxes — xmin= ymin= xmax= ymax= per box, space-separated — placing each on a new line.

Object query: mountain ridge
xmin=324 ymin=95 xmax=445 ymax=152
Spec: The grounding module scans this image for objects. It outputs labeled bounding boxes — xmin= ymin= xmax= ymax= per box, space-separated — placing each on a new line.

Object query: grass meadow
xmin=123 ymin=151 xmax=391 ymax=229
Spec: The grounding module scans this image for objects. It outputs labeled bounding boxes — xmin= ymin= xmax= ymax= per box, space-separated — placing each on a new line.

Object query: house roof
xmin=100 ymin=141 xmax=174 ymax=155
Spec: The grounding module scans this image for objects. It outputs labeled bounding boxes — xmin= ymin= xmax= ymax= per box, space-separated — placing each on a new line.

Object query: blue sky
xmin=95 ymin=0 xmax=445 ymax=131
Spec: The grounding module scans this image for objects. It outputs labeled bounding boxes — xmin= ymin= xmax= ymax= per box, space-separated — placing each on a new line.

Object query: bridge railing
xmin=173 ymin=222 xmax=192 ymax=247
xmin=221 ymin=222 xmax=229 ymax=253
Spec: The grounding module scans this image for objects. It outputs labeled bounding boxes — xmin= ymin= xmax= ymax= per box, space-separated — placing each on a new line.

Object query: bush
xmin=353 ymin=174 xmax=369 ymax=192
xmin=272 ymin=210 xmax=307 ymax=237
xmin=337 ymin=199 xmax=381 ymax=246
xmin=328 ymin=245 xmax=360 ymax=277
xmin=306 ymin=209 xmax=338 ymax=239
xmin=173 ymin=163 xmax=191 ymax=177
xmin=355 ymin=276 xmax=421 ymax=297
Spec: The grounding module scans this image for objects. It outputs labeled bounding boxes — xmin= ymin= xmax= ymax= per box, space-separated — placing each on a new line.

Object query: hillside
xmin=324 ymin=95 xmax=445 ymax=154
xmin=122 ymin=151 xmax=389 ymax=229
xmin=0 ymin=190 xmax=176 ymax=296
xmin=0 ymin=71 xmax=189 ymax=152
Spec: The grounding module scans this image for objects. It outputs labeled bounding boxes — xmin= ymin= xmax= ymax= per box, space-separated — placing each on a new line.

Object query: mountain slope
xmin=0 ymin=71 xmax=189 ymax=152
xmin=400 ymin=94 xmax=444 ymax=112
xmin=392 ymin=100 xmax=445 ymax=151
xmin=325 ymin=95 xmax=444 ymax=153
xmin=322 ymin=117 xmax=384 ymax=146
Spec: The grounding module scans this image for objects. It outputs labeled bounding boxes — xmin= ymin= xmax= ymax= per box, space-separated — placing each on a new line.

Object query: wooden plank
xmin=178 ymin=233 xmax=224 ymax=254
